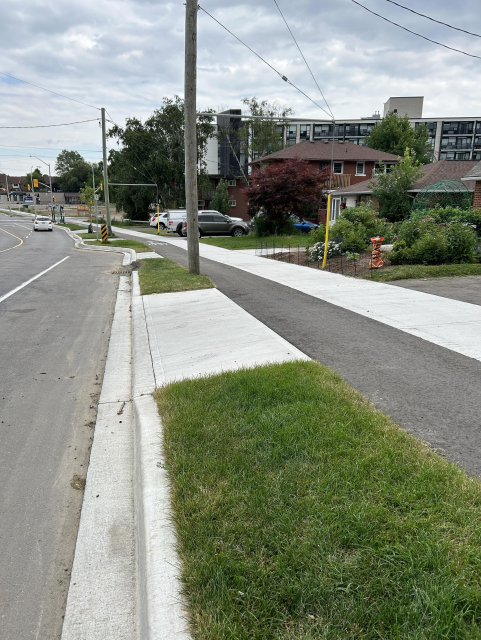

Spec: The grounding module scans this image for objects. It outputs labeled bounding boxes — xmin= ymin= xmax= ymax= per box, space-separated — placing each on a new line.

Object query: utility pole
xmin=92 ymin=165 xmax=99 ymax=240
xmin=30 ymin=156 xmax=53 ymax=215
xmin=101 ymin=108 xmax=112 ymax=236
xmin=184 ymin=0 xmax=200 ymax=274
xmin=30 ymin=168 xmax=37 ymax=217
xmin=5 ymin=174 xmax=11 ymax=215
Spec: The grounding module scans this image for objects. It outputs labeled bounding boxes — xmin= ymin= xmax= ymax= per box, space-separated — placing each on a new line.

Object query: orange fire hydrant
xmin=369 ymin=236 xmax=384 ymax=269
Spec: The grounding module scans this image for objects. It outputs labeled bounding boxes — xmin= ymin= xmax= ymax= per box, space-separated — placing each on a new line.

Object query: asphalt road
xmin=135 ymin=238 xmax=481 ymax=479
xmin=0 ymin=213 xmax=122 ymax=639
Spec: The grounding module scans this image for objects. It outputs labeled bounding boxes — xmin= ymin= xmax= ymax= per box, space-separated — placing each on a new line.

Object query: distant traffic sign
xmin=95 ymin=194 xmax=99 ymax=201
xmin=24 ymin=196 xmax=33 ymax=203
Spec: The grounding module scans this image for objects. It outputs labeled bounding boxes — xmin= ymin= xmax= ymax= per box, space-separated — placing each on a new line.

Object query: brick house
xmin=333 ymin=160 xmax=480 ymax=220
xmin=249 ymin=140 xmax=399 ymax=223
xmin=461 ymin=161 xmax=481 ymax=208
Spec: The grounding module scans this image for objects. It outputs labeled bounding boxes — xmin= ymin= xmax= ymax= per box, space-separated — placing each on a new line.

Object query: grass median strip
xmin=199 ymin=234 xmax=312 ymax=250
xmin=57 ymin=222 xmax=87 ymax=231
xmin=84 ymin=238 xmax=151 ymax=252
xmin=138 ymin=257 xmax=213 ymax=295
xmin=156 ymin=360 xmax=481 ymax=639
xmin=366 ymin=263 xmax=481 ymax=282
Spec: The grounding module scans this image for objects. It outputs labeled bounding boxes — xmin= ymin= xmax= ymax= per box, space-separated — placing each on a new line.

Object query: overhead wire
xmin=0 ymin=144 xmax=102 ymax=152
xmin=0 ymin=71 xmax=101 ymax=110
xmin=198 ymin=5 xmax=333 ymax=119
xmin=272 ymin=0 xmax=334 ymax=119
xmin=0 ymin=118 xmax=100 ymax=129
xmin=351 ymin=0 xmax=481 ymax=60
xmin=383 ymin=0 xmax=481 ymax=39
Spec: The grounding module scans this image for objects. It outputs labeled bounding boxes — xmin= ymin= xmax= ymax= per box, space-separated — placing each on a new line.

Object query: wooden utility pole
xmin=184 ymin=0 xmax=200 ymax=274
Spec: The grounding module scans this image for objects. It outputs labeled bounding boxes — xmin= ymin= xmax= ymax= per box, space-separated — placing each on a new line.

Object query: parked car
xmin=290 ymin=216 xmax=319 ymax=233
xmin=182 ymin=213 xmax=249 ymax=237
xmin=33 ymin=216 xmax=53 ymax=231
xmin=166 ymin=209 xmax=188 ymax=236
xmin=150 ymin=212 xmax=169 ymax=229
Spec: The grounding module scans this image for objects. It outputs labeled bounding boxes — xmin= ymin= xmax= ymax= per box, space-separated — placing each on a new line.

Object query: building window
xmin=473 ymin=151 xmax=481 ymax=160
xmin=442 ymin=121 xmax=474 ymax=135
xmin=359 ymin=123 xmax=375 ymax=136
xmin=198 ymin=200 xmax=205 ymax=206
xmin=441 ymin=136 xmax=472 ymax=150
xmin=228 ymin=179 xmax=236 ymax=187
xmin=299 ymin=124 xmax=310 ymax=140
xmin=330 ymin=198 xmax=341 ymax=222
xmin=286 ymin=124 xmax=297 ymax=141
xmin=356 ymin=162 xmax=365 ymax=175
xmin=333 ymin=162 xmax=343 ymax=174
xmin=229 ymin=200 xmax=236 ymax=207
xmin=313 ymin=124 xmax=331 ymax=138
xmin=319 ymin=161 xmax=330 ymax=173
xmin=474 ymin=137 xmax=481 ymax=150
xmin=373 ymin=163 xmax=387 ymax=176
xmin=476 ymin=122 xmax=481 ymax=134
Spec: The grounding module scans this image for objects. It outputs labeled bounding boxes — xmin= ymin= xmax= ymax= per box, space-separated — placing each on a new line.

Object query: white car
xmin=34 ymin=216 xmax=53 ymax=232
xmin=150 ymin=212 xmax=169 ymax=229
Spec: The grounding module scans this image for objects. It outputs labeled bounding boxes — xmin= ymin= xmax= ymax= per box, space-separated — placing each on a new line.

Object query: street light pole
xmin=92 ymin=164 xmax=99 ymax=241
xmin=30 ymin=168 xmax=37 ymax=217
xmin=31 ymin=155 xmax=53 ymax=216
xmin=184 ymin=0 xmax=200 ymax=274
xmin=5 ymin=174 xmax=11 ymax=215
xmin=101 ymin=108 xmax=112 ymax=236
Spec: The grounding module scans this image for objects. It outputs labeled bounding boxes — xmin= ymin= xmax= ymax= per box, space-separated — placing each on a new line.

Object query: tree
xmin=79 ymin=185 xmax=95 ymax=220
xmin=366 ymin=112 xmax=432 ymax=165
xmin=54 ymin=150 xmax=100 ymax=192
xmin=236 ymin=97 xmax=292 ymax=164
xmin=371 ymin=149 xmax=424 ymax=222
xmin=245 ymin=158 xmax=328 ymax=234
xmin=23 ymin=168 xmax=43 ymax=191
xmin=107 ymin=96 xmax=215 ymax=220
xmin=210 ymin=179 xmax=230 ymax=215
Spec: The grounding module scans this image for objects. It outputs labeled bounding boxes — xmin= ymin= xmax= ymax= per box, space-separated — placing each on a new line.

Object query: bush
xmin=252 ymin=215 xmax=297 ymax=237
xmin=411 ymin=207 xmax=481 ymax=237
xmin=389 ymin=240 xmax=414 ymax=265
xmin=445 ymin=222 xmax=477 ymax=263
xmin=307 ymin=241 xmax=342 ymax=262
xmin=309 ymin=224 xmax=326 ymax=245
xmin=411 ymin=233 xmax=447 ymax=265
xmin=330 ymin=204 xmax=397 ymax=252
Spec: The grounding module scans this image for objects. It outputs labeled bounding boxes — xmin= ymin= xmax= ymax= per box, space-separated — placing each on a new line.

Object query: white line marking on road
xmin=0 ymin=256 xmax=70 ymax=303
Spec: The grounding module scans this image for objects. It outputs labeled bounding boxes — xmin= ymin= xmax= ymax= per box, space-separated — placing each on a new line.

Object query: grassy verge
xmin=366 ymin=263 xmax=481 ymax=282
xmin=156 ymin=360 xmax=481 ymax=639
xmin=123 ymin=226 xmax=171 ymax=236
xmin=199 ymin=233 xmax=311 ymax=250
xmin=84 ymin=239 xmax=151 ymax=252
xmin=57 ymin=222 xmax=86 ymax=231
xmin=138 ymin=257 xmax=213 ymax=295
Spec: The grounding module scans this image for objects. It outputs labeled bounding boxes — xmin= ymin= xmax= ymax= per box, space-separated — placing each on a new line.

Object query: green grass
xmin=367 ymin=263 xmax=481 ymax=282
xmin=199 ymin=233 xmax=312 ymax=250
xmin=57 ymin=222 xmax=87 ymax=231
xmin=156 ymin=360 xmax=481 ymax=640
xmin=123 ymin=226 xmax=171 ymax=236
xmin=138 ymin=257 xmax=214 ymax=295
xmin=84 ymin=238 xmax=151 ymax=252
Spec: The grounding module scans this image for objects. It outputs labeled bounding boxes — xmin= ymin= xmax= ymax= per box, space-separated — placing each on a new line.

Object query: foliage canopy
xmin=366 ymin=112 xmax=432 ymax=165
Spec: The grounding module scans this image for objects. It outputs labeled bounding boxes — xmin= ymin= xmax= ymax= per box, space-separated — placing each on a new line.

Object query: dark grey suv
xmin=182 ymin=213 xmax=249 ymax=237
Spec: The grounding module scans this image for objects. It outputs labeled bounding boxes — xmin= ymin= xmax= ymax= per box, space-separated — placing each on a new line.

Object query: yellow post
xmin=322 ymin=193 xmax=331 ymax=269
xmin=101 ymin=224 xmax=108 ymax=243
xmin=157 ymin=204 xmax=160 ymax=235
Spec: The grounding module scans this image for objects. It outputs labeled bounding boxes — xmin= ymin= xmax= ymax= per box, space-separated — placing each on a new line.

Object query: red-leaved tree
xmin=244 ymin=157 xmax=329 ymax=234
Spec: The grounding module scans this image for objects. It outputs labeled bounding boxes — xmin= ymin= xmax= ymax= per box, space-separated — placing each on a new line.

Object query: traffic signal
xmin=100 ymin=183 xmax=103 ymax=191
xmin=33 ymin=179 xmax=39 ymax=188
xmin=28 ymin=184 xmax=31 ymax=191
xmin=53 ymin=197 xmax=56 ymax=203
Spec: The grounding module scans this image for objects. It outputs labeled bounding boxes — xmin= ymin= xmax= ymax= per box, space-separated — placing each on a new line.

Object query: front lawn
xmin=84 ymin=239 xmax=151 ymax=252
xmin=200 ymin=233 xmax=313 ymax=250
xmin=156 ymin=360 xmax=481 ymax=640
xmin=138 ymin=257 xmax=213 ymax=295
xmin=367 ymin=263 xmax=481 ymax=282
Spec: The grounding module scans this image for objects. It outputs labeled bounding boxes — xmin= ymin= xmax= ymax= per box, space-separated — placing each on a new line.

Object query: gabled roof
xmin=461 ymin=160 xmax=481 ymax=181
xmin=333 ymin=160 xmax=479 ymax=195
xmin=249 ymin=140 xmax=400 ymax=164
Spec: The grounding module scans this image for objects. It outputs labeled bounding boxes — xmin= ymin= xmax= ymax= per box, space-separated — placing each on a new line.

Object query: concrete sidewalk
xmin=112 ymin=226 xmax=481 ymax=364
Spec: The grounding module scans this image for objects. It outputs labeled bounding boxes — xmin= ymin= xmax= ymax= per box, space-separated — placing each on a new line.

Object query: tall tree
xmin=23 ymin=168 xmax=43 ymax=191
xmin=54 ymin=150 xmax=101 ymax=192
xmin=245 ymin=158 xmax=328 ymax=234
xmin=236 ymin=97 xmax=293 ymax=164
xmin=371 ymin=149 xmax=424 ymax=222
xmin=366 ymin=112 xmax=432 ymax=165
xmin=107 ymin=96 xmax=215 ymax=220
xmin=210 ymin=179 xmax=230 ymax=215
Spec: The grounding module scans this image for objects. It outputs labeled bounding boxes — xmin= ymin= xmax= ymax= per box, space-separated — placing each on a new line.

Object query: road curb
xmin=58 ymin=226 xmax=136 ymax=266
xmin=131 ymin=270 xmax=192 ymax=639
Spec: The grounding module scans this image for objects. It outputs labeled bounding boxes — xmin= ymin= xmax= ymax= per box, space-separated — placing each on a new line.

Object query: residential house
xmin=461 ymin=161 xmax=481 ymax=209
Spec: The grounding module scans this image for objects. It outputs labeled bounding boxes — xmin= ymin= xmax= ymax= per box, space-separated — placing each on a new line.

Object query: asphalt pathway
xmin=0 ymin=213 xmax=122 ymax=639
xmin=132 ymin=238 xmax=481 ymax=479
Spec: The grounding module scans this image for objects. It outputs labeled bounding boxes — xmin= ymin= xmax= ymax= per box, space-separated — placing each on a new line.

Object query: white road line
xmin=0 ymin=256 xmax=70 ymax=303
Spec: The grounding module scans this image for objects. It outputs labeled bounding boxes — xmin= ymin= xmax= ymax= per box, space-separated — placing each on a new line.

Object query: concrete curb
xmin=58 ymin=226 xmax=135 ymax=266
xmin=131 ymin=270 xmax=192 ymax=639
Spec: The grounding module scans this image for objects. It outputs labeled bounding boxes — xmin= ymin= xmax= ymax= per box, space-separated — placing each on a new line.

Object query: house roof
xmin=333 ymin=160 xmax=480 ymax=196
xmin=249 ymin=140 xmax=400 ymax=165
xmin=461 ymin=160 xmax=481 ymax=181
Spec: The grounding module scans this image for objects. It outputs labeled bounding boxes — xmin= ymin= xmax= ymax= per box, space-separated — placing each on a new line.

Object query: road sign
xmin=24 ymin=196 xmax=33 ymax=203
xmin=101 ymin=224 xmax=108 ymax=243
xmin=95 ymin=194 xmax=99 ymax=201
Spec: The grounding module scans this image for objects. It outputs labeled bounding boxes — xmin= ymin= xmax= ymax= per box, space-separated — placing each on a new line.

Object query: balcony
xmin=440 ymin=143 xmax=473 ymax=150
xmin=330 ymin=174 xmax=351 ymax=188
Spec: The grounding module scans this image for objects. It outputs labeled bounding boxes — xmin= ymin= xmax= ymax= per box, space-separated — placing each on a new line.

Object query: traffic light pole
xmin=101 ymin=108 xmax=112 ymax=236
xmin=184 ymin=0 xmax=200 ymax=274
xmin=30 ymin=168 xmax=37 ymax=217
xmin=5 ymin=175 xmax=11 ymax=215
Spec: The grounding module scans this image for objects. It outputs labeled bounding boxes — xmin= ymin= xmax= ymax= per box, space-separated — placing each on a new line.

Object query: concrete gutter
xmin=131 ymin=270 xmax=191 ymax=639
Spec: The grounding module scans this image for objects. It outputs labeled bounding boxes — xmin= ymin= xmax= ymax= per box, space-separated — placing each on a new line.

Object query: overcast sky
xmin=1 ymin=0 xmax=480 ymax=176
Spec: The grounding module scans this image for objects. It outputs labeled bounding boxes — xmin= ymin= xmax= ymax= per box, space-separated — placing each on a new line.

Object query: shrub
xmin=330 ymin=204 xmax=397 ymax=251
xmin=411 ymin=233 xmax=447 ymax=265
xmin=389 ymin=240 xmax=414 ymax=265
xmin=444 ymin=222 xmax=477 ymax=263
xmin=307 ymin=241 xmax=342 ymax=262
xmin=309 ymin=224 xmax=326 ymax=245
xmin=252 ymin=215 xmax=297 ymax=237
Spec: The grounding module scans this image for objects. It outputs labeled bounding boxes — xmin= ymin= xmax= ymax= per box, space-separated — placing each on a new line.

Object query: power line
xmin=351 ymin=0 xmax=481 ymax=60
xmin=198 ymin=5 xmax=334 ymax=119
xmin=0 ymin=118 xmax=100 ymax=129
xmin=272 ymin=0 xmax=334 ymax=119
xmin=0 ymin=71 xmax=101 ymax=110
xmin=383 ymin=0 xmax=481 ymax=39
xmin=0 ymin=144 xmax=102 ymax=152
